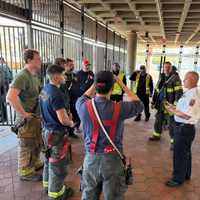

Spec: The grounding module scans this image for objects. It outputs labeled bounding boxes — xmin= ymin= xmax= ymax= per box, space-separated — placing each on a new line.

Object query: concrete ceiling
xmin=71 ymin=0 xmax=200 ymax=47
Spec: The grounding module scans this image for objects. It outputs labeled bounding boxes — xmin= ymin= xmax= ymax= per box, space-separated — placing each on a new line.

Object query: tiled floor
xmin=0 ymin=117 xmax=200 ymax=200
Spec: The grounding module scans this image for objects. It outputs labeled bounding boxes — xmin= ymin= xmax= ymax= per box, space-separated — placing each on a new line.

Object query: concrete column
xmin=126 ymin=31 xmax=137 ymax=76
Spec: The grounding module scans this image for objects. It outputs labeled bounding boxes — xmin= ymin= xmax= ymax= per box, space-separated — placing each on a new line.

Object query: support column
xmin=127 ymin=31 xmax=137 ymax=76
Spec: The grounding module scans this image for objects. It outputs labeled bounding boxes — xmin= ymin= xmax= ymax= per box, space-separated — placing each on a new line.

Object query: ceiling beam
xmin=97 ymin=0 xmax=127 ymax=25
xmin=185 ymin=24 xmax=200 ymax=44
xmin=124 ymin=0 xmax=144 ymax=26
xmin=154 ymin=0 xmax=166 ymax=39
xmin=124 ymin=0 xmax=157 ymax=44
xmin=174 ymin=0 xmax=192 ymax=44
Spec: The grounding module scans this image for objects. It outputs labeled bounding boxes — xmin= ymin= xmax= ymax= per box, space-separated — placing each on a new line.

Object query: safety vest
xmin=112 ymin=72 xmax=125 ymax=95
xmin=86 ymin=100 xmax=121 ymax=153
xmin=133 ymin=73 xmax=151 ymax=95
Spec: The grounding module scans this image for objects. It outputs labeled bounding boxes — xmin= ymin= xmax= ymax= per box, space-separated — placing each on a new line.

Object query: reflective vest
xmin=133 ymin=73 xmax=151 ymax=95
xmin=112 ymin=72 xmax=125 ymax=95
xmin=86 ymin=100 xmax=121 ymax=153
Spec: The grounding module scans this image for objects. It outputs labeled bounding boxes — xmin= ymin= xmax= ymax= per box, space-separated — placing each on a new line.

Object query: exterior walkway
xmin=0 ymin=117 xmax=200 ymax=200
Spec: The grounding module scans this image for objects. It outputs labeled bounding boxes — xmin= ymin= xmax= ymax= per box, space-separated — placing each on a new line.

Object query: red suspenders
xmin=86 ymin=100 xmax=121 ymax=153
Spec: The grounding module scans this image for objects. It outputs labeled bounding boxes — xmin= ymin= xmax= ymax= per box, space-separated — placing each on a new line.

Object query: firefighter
xmin=149 ymin=62 xmax=183 ymax=146
xmin=110 ymin=62 xmax=126 ymax=102
xmin=76 ymin=71 xmax=143 ymax=200
xmin=130 ymin=65 xmax=153 ymax=121
xmin=76 ymin=58 xmax=94 ymax=97
xmin=165 ymin=71 xmax=200 ymax=187
xmin=6 ymin=49 xmax=43 ymax=181
xmin=39 ymin=64 xmax=74 ymax=199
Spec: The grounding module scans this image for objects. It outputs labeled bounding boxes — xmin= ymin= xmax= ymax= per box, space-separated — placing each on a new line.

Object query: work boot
xmin=20 ymin=173 xmax=42 ymax=182
xmin=48 ymin=187 xmax=74 ymax=200
xmin=35 ymin=160 xmax=44 ymax=171
xmin=149 ymin=135 xmax=161 ymax=141
xmin=134 ymin=115 xmax=141 ymax=122
xmin=61 ymin=187 xmax=74 ymax=200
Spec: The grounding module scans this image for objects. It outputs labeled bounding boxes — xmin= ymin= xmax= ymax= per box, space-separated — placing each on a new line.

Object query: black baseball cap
xmin=95 ymin=71 xmax=114 ymax=94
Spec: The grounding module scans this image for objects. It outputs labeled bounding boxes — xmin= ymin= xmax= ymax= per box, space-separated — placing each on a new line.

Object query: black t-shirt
xmin=76 ymin=70 xmax=94 ymax=96
xmin=39 ymin=83 xmax=69 ymax=131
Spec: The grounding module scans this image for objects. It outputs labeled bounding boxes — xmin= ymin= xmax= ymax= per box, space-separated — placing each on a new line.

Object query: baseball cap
xmin=83 ymin=58 xmax=91 ymax=66
xmin=95 ymin=71 xmax=114 ymax=94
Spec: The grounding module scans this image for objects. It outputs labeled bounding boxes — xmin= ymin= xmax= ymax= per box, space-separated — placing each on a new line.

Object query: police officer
xmin=110 ymin=62 xmax=126 ymax=102
xmin=39 ymin=64 xmax=74 ymax=199
xmin=165 ymin=71 xmax=200 ymax=187
xmin=150 ymin=62 xmax=183 ymax=145
xmin=76 ymin=58 xmax=94 ymax=97
xmin=64 ymin=58 xmax=80 ymax=137
xmin=76 ymin=71 xmax=143 ymax=200
xmin=130 ymin=65 xmax=153 ymax=121
xmin=6 ymin=49 xmax=43 ymax=181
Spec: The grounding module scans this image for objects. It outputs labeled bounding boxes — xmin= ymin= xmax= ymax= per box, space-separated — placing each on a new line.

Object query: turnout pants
xmin=17 ymin=117 xmax=43 ymax=177
xmin=42 ymin=129 xmax=69 ymax=200
xmin=173 ymin=123 xmax=195 ymax=183
xmin=153 ymin=104 xmax=175 ymax=141
xmin=81 ymin=152 xmax=127 ymax=200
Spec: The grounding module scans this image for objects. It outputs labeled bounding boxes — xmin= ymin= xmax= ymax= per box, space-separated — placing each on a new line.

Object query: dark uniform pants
xmin=42 ymin=129 xmax=68 ymax=200
xmin=153 ymin=104 xmax=175 ymax=140
xmin=81 ymin=153 xmax=127 ymax=200
xmin=173 ymin=123 xmax=195 ymax=183
xmin=137 ymin=94 xmax=150 ymax=118
xmin=110 ymin=95 xmax=123 ymax=102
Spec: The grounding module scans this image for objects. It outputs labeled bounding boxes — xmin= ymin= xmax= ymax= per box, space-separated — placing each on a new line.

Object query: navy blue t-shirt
xmin=39 ymin=83 xmax=69 ymax=131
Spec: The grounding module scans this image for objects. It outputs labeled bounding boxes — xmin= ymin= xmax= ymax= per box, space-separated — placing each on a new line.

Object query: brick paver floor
xmin=0 ymin=117 xmax=200 ymax=200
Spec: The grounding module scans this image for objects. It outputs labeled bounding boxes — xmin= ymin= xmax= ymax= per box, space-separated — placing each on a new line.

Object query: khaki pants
xmin=17 ymin=117 xmax=43 ymax=177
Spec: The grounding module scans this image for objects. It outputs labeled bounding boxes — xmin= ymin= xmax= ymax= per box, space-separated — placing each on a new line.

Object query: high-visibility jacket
xmin=152 ymin=72 xmax=183 ymax=109
xmin=112 ymin=72 xmax=125 ymax=95
xmin=133 ymin=73 xmax=151 ymax=95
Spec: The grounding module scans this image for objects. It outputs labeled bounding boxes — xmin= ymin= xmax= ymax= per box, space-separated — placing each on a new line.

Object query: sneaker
xmin=165 ymin=179 xmax=182 ymax=187
xmin=149 ymin=135 xmax=161 ymax=141
xmin=20 ymin=174 xmax=42 ymax=182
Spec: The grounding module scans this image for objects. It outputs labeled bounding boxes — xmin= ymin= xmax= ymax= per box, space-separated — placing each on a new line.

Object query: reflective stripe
xmin=18 ymin=167 xmax=35 ymax=176
xmin=166 ymin=88 xmax=174 ymax=93
xmin=112 ymin=72 xmax=125 ymax=95
xmin=174 ymin=85 xmax=182 ymax=91
xmin=133 ymin=73 xmax=150 ymax=95
xmin=48 ymin=185 xmax=65 ymax=198
xmin=153 ymin=132 xmax=161 ymax=137
xmin=43 ymin=181 xmax=48 ymax=188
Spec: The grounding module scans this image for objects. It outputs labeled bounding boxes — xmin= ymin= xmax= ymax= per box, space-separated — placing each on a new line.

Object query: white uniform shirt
xmin=175 ymin=87 xmax=200 ymax=125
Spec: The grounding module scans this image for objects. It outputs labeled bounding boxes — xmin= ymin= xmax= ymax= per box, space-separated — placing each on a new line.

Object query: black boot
xmin=134 ymin=114 xmax=141 ymax=121
xmin=149 ymin=135 xmax=161 ymax=141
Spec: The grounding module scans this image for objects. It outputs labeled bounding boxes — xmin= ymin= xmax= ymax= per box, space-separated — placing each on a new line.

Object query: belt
xmin=175 ymin=122 xmax=194 ymax=128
